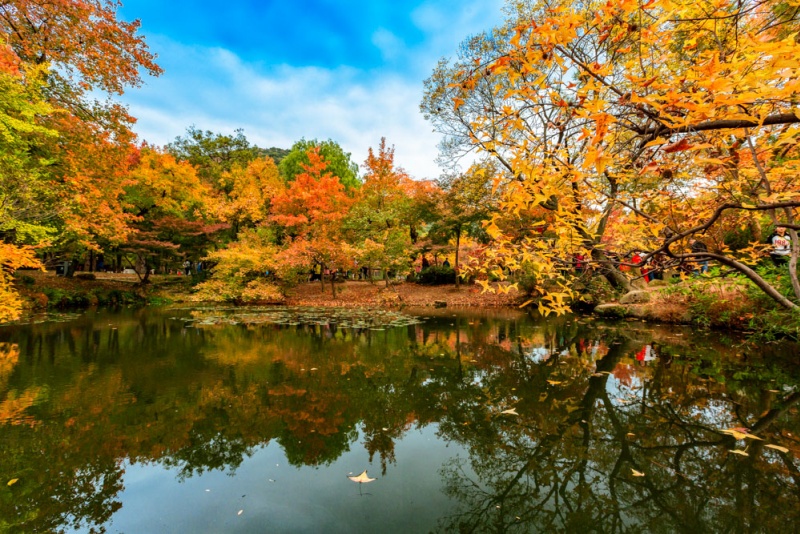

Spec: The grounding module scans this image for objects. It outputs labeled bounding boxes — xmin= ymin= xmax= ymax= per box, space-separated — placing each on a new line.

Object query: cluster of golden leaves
xmin=447 ymin=0 xmax=800 ymax=312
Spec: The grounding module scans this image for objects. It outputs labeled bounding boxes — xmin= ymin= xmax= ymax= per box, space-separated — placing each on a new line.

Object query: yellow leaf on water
xmin=721 ymin=428 xmax=762 ymax=441
xmin=729 ymin=449 xmax=749 ymax=456
xmin=631 ymin=469 xmax=645 ymax=477
xmin=720 ymin=428 xmax=748 ymax=440
xmin=7 ymin=478 xmax=18 ymax=486
xmin=546 ymin=380 xmax=562 ymax=385
xmin=765 ymin=444 xmax=790 ymax=454
xmin=500 ymin=408 xmax=519 ymax=415
xmin=348 ymin=470 xmax=376 ymax=484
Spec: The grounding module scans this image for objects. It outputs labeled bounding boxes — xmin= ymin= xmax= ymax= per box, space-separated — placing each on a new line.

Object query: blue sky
xmin=117 ymin=0 xmax=506 ymax=179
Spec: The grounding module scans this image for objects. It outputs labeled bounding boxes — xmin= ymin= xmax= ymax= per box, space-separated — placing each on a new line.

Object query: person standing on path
xmin=770 ymin=227 xmax=791 ymax=266
xmin=689 ymin=238 xmax=709 ymax=274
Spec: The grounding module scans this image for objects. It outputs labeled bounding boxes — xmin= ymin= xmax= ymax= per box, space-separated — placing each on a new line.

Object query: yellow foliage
xmin=427 ymin=0 xmax=800 ymax=311
xmin=0 ymin=243 xmax=42 ymax=322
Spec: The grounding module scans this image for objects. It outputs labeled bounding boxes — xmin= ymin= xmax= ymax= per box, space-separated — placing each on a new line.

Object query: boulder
xmin=619 ymin=290 xmax=652 ymax=304
xmin=593 ymin=303 xmax=629 ymax=318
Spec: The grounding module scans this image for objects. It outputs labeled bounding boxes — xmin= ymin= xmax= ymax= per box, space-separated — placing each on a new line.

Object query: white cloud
xmin=371 ymin=28 xmax=405 ymax=62
xmin=119 ymin=1 xmax=506 ymax=180
xmin=121 ymin=37 xmax=446 ymax=179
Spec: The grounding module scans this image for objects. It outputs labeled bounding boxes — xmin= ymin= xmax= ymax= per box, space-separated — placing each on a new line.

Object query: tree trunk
xmin=704 ymin=252 xmax=797 ymax=310
xmin=124 ymin=256 xmax=144 ymax=283
xmin=590 ymin=249 xmax=632 ymax=292
xmin=788 ymin=228 xmax=800 ymax=302
xmin=782 ymin=207 xmax=800 ymax=302
xmin=66 ymin=255 xmax=76 ymax=278
xmin=454 ymin=228 xmax=462 ymax=288
xmin=142 ymin=260 xmax=151 ymax=284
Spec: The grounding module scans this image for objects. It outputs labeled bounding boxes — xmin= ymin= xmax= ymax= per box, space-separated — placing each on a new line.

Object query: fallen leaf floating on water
xmin=721 ymin=428 xmax=747 ymax=440
xmin=237 ymin=510 xmax=243 ymax=516
xmin=721 ymin=428 xmax=762 ymax=441
xmin=631 ymin=469 xmax=645 ymax=477
xmin=765 ymin=444 xmax=790 ymax=454
xmin=348 ymin=470 xmax=376 ymax=484
xmin=7 ymin=478 xmax=18 ymax=486
xmin=500 ymin=408 xmax=519 ymax=416
xmin=729 ymin=449 xmax=749 ymax=456
xmin=546 ymin=380 xmax=562 ymax=385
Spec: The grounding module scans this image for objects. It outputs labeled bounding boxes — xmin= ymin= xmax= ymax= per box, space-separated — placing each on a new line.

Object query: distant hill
xmin=257 ymin=147 xmax=291 ymax=166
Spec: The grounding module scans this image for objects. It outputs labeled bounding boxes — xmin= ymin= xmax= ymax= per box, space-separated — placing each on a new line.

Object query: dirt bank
xmin=284 ymin=280 xmax=522 ymax=308
xmin=14 ymin=271 xmax=523 ymax=311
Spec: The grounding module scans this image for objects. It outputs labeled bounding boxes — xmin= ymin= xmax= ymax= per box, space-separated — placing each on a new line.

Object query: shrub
xmin=416 ymin=266 xmax=456 ymax=285
xmin=42 ymin=288 xmax=67 ymax=307
xmin=75 ymin=273 xmax=96 ymax=281
xmin=20 ymin=275 xmax=36 ymax=286
xmin=516 ymin=261 xmax=541 ymax=295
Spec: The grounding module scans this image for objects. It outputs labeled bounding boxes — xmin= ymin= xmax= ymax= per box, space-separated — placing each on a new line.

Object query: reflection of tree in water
xmin=433 ymin=328 xmax=800 ymax=533
xmin=1 ymin=309 xmax=799 ymax=532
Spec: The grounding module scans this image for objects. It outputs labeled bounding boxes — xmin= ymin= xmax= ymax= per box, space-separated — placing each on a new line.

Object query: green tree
xmin=430 ymin=161 xmax=500 ymax=287
xmin=166 ymin=127 xmax=262 ymax=184
xmin=279 ymin=138 xmax=360 ymax=190
xmin=345 ymin=138 xmax=416 ymax=284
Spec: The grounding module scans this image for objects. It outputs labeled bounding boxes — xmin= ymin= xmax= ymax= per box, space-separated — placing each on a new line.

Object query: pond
xmin=0 ymin=306 xmax=799 ymax=533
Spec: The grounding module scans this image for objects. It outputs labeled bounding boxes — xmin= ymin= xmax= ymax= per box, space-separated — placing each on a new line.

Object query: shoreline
xmin=11 ymin=270 xmax=796 ymax=339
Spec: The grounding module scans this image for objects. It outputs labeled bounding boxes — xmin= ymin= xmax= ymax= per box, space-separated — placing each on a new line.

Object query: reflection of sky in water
xmin=606 ymin=370 xmax=645 ymax=407
xmin=107 ymin=426 xmax=470 ymax=534
xmin=525 ymin=346 xmax=555 ymax=364
xmin=687 ymin=398 xmax=736 ymax=427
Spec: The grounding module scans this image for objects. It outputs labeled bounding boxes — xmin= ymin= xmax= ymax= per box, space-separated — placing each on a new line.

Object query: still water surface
xmin=0 ymin=306 xmax=799 ymax=533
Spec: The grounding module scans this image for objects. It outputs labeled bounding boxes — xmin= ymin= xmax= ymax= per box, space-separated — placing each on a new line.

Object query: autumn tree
xmin=212 ymin=156 xmax=284 ymax=236
xmin=345 ymin=138 xmax=416 ymax=284
xmin=120 ymin=147 xmax=211 ymax=283
xmin=0 ymin=0 xmax=160 ymax=316
xmin=271 ymin=147 xmax=354 ymax=296
xmin=0 ymin=60 xmax=57 ymax=319
xmin=423 ymin=0 xmax=800 ymax=312
xmin=192 ymin=226 xmax=284 ymax=304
